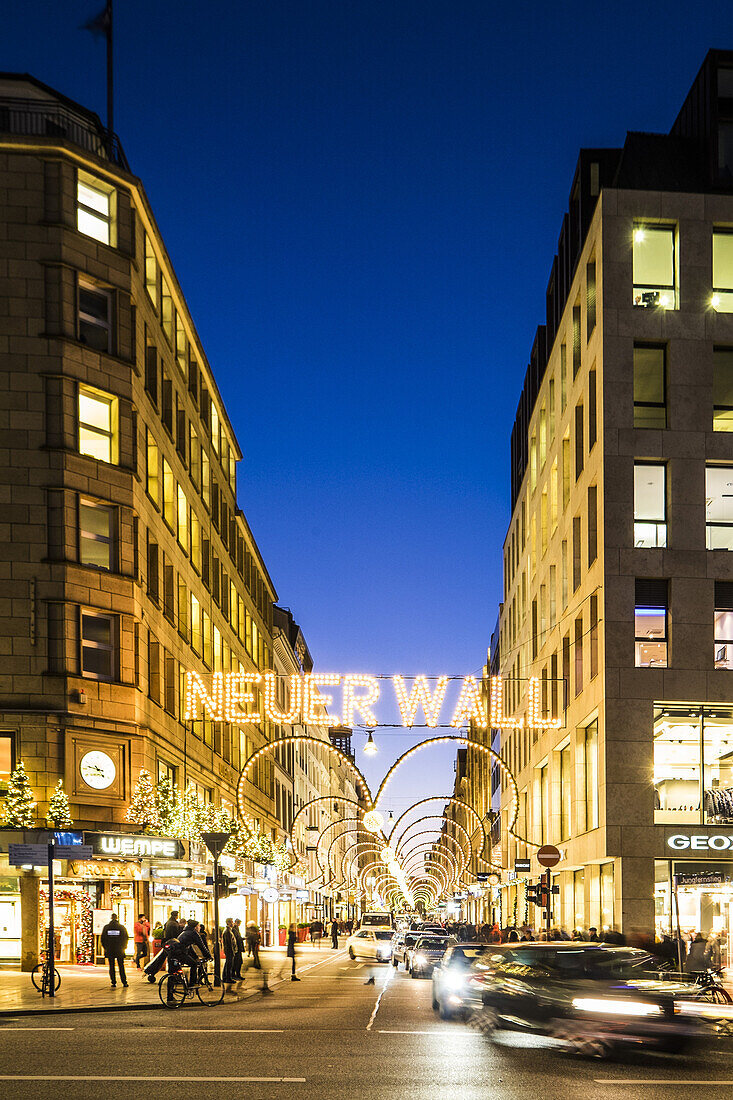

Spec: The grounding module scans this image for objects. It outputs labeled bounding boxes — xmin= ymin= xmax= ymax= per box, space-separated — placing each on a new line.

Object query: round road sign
xmin=536 ymin=844 xmax=561 ymax=868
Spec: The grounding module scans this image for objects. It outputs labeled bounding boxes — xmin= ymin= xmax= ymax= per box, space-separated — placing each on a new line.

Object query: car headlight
xmin=414 ymin=954 xmax=427 ymax=966
xmin=572 ymin=997 xmax=662 ymax=1018
xmin=445 ymin=973 xmax=465 ymax=991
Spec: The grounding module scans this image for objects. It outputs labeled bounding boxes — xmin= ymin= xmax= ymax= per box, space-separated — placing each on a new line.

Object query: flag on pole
xmin=81 ymin=2 xmax=111 ymax=38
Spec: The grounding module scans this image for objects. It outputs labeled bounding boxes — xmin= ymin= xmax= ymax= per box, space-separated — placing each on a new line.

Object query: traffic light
xmin=526 ymin=881 xmax=549 ymax=907
xmin=216 ymin=872 xmax=236 ymax=899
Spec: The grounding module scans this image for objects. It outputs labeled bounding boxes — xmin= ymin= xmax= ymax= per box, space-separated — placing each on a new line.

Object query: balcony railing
xmin=0 ymin=96 xmax=129 ymax=171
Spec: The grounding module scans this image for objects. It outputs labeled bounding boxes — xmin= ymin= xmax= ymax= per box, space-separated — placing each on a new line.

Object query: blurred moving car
xmin=465 ymin=942 xmax=704 ymax=1056
xmin=432 ymin=943 xmax=488 ymax=1018
xmin=409 ymin=934 xmax=454 ymax=979
xmin=346 ymin=929 xmax=394 ymax=962
xmin=392 ymin=931 xmax=418 ymax=968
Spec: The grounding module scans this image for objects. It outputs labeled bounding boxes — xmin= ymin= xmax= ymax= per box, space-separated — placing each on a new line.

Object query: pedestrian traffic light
xmin=526 ymin=882 xmax=549 ymax=907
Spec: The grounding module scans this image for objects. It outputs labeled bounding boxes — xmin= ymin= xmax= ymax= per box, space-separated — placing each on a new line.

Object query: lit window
xmin=635 ymin=579 xmax=668 ymax=667
xmin=712 ymin=231 xmax=733 ymax=312
xmin=146 ymin=430 xmax=159 ymax=504
xmin=634 ymin=463 xmax=667 ymax=547
xmin=161 ymin=279 xmax=173 ymax=344
xmin=211 ymin=403 xmax=220 ymax=456
xmin=77 ymin=173 xmax=114 ymax=245
xmin=190 ymin=510 xmax=201 ymax=572
xmin=145 ymin=233 xmax=158 ymax=308
xmin=79 ymin=499 xmax=115 ymax=570
xmin=175 ymin=313 xmax=187 ymax=378
xmin=632 ymin=225 xmax=676 ymax=309
xmin=81 ymin=611 xmax=116 ymax=680
xmin=715 ymin=582 xmax=733 ymax=669
xmin=633 ymin=345 xmax=666 ymax=428
xmin=653 ymin=708 xmax=701 ymax=824
xmin=713 ymin=347 xmax=733 ymax=431
xmin=78 ymin=385 xmax=117 ymax=463
xmin=189 ymin=424 xmax=200 ymax=486
xmin=0 ymin=733 xmax=15 ymax=790
xmin=177 ymin=486 xmax=188 ymax=550
xmin=78 ymin=282 xmax=112 ymax=352
xmin=162 ymin=459 xmax=175 ymax=530
xmin=706 ymin=465 xmax=733 ymax=549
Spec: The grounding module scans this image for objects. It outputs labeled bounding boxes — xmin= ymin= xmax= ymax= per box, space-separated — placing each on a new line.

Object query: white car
xmin=346 ymin=929 xmax=394 ymax=962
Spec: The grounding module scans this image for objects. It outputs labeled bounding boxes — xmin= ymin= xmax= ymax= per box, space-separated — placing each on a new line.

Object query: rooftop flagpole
xmin=81 ymin=0 xmax=114 ymax=147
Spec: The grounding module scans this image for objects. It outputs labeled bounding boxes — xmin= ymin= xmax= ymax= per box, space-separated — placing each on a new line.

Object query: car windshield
xmin=375 ymin=931 xmax=394 ymax=941
xmin=418 ymin=938 xmax=449 ymax=950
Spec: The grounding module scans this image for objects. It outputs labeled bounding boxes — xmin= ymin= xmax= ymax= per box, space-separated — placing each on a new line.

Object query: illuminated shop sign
xmin=667 ymin=833 xmax=733 ymax=852
xmin=84 ymin=832 xmax=185 ymax=860
xmin=183 ymin=672 xmax=562 ymax=730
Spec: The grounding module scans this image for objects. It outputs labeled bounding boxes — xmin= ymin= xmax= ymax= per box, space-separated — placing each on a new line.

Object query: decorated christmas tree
xmin=155 ymin=775 xmax=182 ymax=835
xmin=1 ymin=761 xmax=36 ymax=828
xmin=47 ymin=781 xmax=73 ymax=828
xmin=126 ymin=769 xmax=159 ymax=830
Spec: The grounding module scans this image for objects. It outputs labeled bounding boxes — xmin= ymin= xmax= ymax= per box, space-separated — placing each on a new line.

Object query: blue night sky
xmin=4 ymin=2 xmax=732 ymax=802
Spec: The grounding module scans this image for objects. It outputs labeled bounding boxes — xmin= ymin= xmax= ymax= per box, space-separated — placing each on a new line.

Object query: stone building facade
xmin=484 ymin=50 xmax=733 ymax=956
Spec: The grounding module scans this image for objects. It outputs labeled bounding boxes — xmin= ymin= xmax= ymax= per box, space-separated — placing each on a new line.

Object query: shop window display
xmin=654 ymin=704 xmax=733 ymax=824
xmin=39 ymin=886 xmax=93 ymax=964
xmin=655 ymin=859 xmax=733 ymax=970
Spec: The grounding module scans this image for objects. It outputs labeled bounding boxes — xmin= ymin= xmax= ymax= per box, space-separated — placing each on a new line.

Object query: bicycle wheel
xmin=158 ymin=971 xmax=187 ymax=1008
xmin=196 ymin=965 xmax=225 ymax=1006
xmin=31 ymin=964 xmax=61 ymax=993
xmin=697 ymin=985 xmax=733 ymax=1005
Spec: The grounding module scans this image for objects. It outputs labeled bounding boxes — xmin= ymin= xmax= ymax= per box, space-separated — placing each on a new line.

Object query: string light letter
xmin=184 ymin=671 xmax=224 ymax=721
xmin=263 ymin=672 xmax=302 ymax=723
xmin=450 ymin=676 xmax=486 ymax=728
xmin=392 ymin=675 xmax=449 ymax=727
xmin=303 ymin=674 xmax=341 ymax=725
xmin=224 ymin=671 xmax=261 ymax=724
xmin=342 ymin=675 xmax=380 ymax=727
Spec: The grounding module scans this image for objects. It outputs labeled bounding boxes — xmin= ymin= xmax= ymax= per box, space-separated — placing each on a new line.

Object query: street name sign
xmin=515 ymin=859 xmax=531 ymax=873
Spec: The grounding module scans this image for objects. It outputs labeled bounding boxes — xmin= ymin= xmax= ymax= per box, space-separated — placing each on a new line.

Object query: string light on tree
xmin=1 ymin=761 xmax=36 ymax=827
xmin=47 ymin=781 xmax=73 ymax=829
xmin=125 ymin=769 xmax=159 ymax=830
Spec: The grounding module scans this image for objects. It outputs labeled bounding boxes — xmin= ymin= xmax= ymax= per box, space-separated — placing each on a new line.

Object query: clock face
xmin=79 ymin=750 xmax=116 ymax=790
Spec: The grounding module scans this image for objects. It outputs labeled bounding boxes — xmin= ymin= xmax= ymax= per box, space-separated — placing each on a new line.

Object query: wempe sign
xmin=84 ymin=832 xmax=185 ymax=860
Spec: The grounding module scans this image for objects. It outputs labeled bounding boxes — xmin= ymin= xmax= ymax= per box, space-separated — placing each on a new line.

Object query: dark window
xmin=147 ymin=536 xmax=159 ymax=603
xmin=713 ymin=347 xmax=733 ymax=432
xmin=531 ymin=599 xmax=538 ymax=659
xmin=590 ymin=592 xmax=598 ymax=679
xmin=79 ymin=499 xmax=115 ymax=571
xmin=575 ymin=403 xmax=584 ymax=479
xmin=163 ymin=560 xmax=175 ymax=622
xmin=634 ymin=345 xmax=666 ymax=428
xmin=587 ymin=485 xmax=597 ymax=565
xmin=572 ymin=515 xmax=582 ymax=591
xmin=164 ymin=653 xmax=176 ymax=716
xmin=148 ymin=634 xmax=161 ymax=704
xmin=188 ymin=358 xmax=199 ymax=404
xmin=176 ymin=399 xmax=187 ymax=462
xmin=574 ymin=614 xmax=583 ymax=696
xmin=81 ymin=611 xmax=116 ymax=680
xmin=78 ymin=283 xmax=112 ymax=352
xmin=161 ymin=371 xmax=173 ymax=435
xmin=562 ymin=633 xmax=570 ymax=708
xmin=145 ymin=344 xmax=158 ymax=406
xmin=588 ymin=368 xmax=597 ymax=450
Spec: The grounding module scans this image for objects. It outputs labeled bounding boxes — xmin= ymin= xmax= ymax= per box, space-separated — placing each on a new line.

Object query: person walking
xmin=685 ymin=932 xmax=709 ymax=973
xmin=330 ymin=917 xmax=339 ymax=949
xmin=282 ymin=922 xmax=300 ymax=981
xmin=222 ymin=918 xmax=236 ymax=988
xmin=232 ymin=918 xmax=244 ymax=980
xmin=163 ymin=910 xmax=182 ymax=944
xmin=101 ymin=913 xmax=129 ymax=988
xmin=133 ymin=912 xmax=150 ymax=969
xmin=245 ymin=921 xmax=261 ymax=968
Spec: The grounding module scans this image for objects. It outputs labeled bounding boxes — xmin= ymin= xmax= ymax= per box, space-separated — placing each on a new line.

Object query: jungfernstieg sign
xmin=183 ymin=671 xmax=563 ymax=731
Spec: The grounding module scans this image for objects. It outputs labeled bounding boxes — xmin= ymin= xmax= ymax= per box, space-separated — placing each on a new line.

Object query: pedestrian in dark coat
xmin=330 ymin=918 xmax=339 ymax=949
xmin=163 ymin=910 xmax=182 ymax=943
xmin=232 ymin=918 xmax=244 ymax=979
xmin=245 ymin=921 xmax=261 ymax=967
xmin=285 ymin=922 xmax=300 ymax=980
xmin=222 ymin=918 xmax=236 ymax=986
xmin=101 ymin=913 xmax=129 ymax=988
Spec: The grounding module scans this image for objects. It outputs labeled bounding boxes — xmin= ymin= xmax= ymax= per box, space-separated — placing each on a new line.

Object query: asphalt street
xmin=1 ymin=947 xmax=732 ymax=1099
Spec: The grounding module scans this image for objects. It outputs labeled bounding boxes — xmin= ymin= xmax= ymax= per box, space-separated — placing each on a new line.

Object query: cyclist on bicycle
xmin=176 ymin=919 xmax=212 ymax=985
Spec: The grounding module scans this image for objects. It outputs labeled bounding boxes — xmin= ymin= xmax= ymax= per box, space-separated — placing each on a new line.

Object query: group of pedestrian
xmin=309 ymin=918 xmax=346 ymax=948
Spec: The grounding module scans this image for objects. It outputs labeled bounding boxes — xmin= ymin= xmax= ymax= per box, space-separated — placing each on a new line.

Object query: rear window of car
xmin=375 ymin=931 xmax=394 ymax=941
xmin=418 ymin=937 xmax=449 ymax=949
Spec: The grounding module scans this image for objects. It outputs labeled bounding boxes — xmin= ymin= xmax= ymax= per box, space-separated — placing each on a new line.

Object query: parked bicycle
xmin=691 ymin=968 xmax=733 ymax=1005
xmin=31 ymin=951 xmax=61 ymax=996
xmin=158 ymin=957 xmax=224 ymax=1008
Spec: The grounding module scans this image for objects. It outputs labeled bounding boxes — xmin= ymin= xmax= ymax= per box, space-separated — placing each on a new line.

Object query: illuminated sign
xmin=183 ymin=672 xmax=562 ymax=730
xmin=667 ymin=833 xmax=733 ymax=852
xmin=84 ymin=832 xmax=185 ymax=860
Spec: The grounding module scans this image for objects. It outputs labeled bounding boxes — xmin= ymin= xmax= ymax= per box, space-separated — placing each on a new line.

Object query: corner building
xmin=0 ymin=75 xmax=284 ymax=963
xmin=493 ymin=50 xmax=733 ymax=960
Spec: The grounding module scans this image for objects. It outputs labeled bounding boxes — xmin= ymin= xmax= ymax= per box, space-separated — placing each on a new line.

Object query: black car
xmin=466 ymin=942 xmax=703 ymax=1056
xmin=432 ymin=942 xmax=489 ymax=1018
xmin=408 ymin=935 xmax=454 ymax=979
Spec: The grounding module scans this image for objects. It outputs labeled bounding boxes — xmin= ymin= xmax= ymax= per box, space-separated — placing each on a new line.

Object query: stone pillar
xmin=19 ymin=871 xmax=40 ymax=971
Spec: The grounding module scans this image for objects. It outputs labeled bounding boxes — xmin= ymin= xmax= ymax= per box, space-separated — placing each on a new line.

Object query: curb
xmin=0 ymin=978 xmax=286 ymax=1018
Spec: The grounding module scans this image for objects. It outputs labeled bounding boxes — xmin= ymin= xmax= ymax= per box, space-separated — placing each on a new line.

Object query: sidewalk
xmin=0 ymin=943 xmax=336 ymax=1017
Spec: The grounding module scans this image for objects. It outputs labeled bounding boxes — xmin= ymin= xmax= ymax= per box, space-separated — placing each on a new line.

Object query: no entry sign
xmin=536 ymin=844 xmax=561 ymax=868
